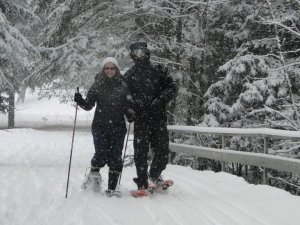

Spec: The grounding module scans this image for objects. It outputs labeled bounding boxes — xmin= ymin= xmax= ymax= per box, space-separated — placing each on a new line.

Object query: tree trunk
xmin=168 ymin=11 xmax=183 ymax=125
xmin=186 ymin=57 xmax=197 ymax=125
xmin=8 ymin=90 xmax=15 ymax=129
xmin=17 ymin=85 xmax=26 ymax=103
xmin=237 ymin=163 xmax=243 ymax=176
xmin=134 ymin=0 xmax=144 ymax=34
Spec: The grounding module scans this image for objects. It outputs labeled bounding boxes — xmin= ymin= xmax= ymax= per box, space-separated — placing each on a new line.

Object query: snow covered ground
xmin=0 ymin=90 xmax=94 ymax=129
xmin=1 ymin=90 xmax=300 ymax=225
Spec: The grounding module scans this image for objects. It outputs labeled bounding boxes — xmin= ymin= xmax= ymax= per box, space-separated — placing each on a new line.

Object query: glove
xmin=126 ymin=108 xmax=136 ymax=123
xmin=74 ymin=92 xmax=84 ymax=104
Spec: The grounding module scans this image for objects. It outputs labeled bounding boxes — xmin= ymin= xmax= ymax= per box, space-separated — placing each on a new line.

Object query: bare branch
xmin=167 ymin=110 xmax=186 ymax=124
xmin=266 ymin=21 xmax=300 ymax=38
xmin=275 ymin=144 xmax=300 ymax=154
xmin=265 ymin=106 xmax=300 ymax=130
xmin=272 ymin=62 xmax=300 ymax=71
xmin=265 ymin=0 xmax=300 ymax=120
xmin=295 ymin=0 xmax=300 ymax=6
xmin=179 ymin=89 xmax=203 ymax=99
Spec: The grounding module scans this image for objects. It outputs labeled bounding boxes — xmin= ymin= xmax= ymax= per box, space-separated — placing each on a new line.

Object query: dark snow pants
xmin=133 ymin=120 xmax=170 ymax=188
xmin=91 ymin=125 xmax=126 ymax=189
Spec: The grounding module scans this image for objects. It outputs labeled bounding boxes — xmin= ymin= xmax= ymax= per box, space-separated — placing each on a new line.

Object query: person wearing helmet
xmin=123 ymin=42 xmax=177 ymax=192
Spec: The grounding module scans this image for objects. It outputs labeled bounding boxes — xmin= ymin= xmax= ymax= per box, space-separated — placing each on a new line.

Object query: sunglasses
xmin=104 ymin=67 xmax=116 ymax=70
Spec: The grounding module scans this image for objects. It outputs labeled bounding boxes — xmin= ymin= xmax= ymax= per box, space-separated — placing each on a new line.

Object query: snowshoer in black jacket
xmin=123 ymin=42 xmax=177 ymax=191
xmin=74 ymin=57 xmax=130 ymax=197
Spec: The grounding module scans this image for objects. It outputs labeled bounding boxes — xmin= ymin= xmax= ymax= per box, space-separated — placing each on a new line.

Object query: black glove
xmin=74 ymin=92 xmax=84 ymax=104
xmin=127 ymin=116 xmax=135 ymax=123
xmin=126 ymin=109 xmax=136 ymax=123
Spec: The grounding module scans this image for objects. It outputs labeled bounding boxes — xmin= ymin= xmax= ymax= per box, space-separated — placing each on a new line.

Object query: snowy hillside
xmin=1 ymin=91 xmax=300 ymax=225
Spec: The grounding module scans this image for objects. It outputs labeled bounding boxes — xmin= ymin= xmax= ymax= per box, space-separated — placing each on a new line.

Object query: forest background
xmin=0 ymin=0 xmax=300 ymax=194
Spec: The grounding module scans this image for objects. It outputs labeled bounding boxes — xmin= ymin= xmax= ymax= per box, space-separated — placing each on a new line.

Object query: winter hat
xmin=100 ymin=57 xmax=119 ymax=70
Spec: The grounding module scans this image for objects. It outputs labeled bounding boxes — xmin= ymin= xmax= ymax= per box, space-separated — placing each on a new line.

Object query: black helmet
xmin=129 ymin=41 xmax=147 ymax=51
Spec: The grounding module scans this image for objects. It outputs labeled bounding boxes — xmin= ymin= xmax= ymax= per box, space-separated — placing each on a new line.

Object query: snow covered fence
xmin=168 ymin=126 xmax=300 ymax=140
xmin=167 ymin=126 xmax=300 ymax=183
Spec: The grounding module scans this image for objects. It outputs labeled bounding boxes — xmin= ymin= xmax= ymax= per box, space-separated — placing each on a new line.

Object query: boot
xmin=108 ymin=170 xmax=120 ymax=191
xmin=90 ymin=167 xmax=100 ymax=173
xmin=131 ymin=178 xmax=151 ymax=197
xmin=106 ymin=170 xmax=121 ymax=197
xmin=133 ymin=177 xmax=148 ymax=190
xmin=105 ymin=189 xmax=122 ymax=197
xmin=149 ymin=175 xmax=164 ymax=186
xmin=149 ymin=175 xmax=173 ymax=191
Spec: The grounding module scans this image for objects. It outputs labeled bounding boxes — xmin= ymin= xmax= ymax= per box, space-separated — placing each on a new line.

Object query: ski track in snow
xmin=1 ymin=129 xmax=300 ymax=225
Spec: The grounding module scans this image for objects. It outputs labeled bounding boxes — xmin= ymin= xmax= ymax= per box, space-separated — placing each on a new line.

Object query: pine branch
xmin=0 ymin=71 xmax=18 ymax=91
xmin=70 ymin=2 xmax=111 ymax=36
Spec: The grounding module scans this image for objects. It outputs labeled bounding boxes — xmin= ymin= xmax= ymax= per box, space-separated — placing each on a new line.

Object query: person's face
xmin=133 ymin=48 xmax=146 ymax=60
xmin=103 ymin=62 xmax=117 ymax=78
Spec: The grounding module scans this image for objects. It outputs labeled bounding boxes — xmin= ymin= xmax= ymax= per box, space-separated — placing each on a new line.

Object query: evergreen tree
xmin=128 ymin=0 xmax=230 ymax=125
xmin=201 ymin=0 xmax=300 ymax=190
xmin=203 ymin=0 xmax=300 ymax=131
xmin=31 ymin=0 xmax=135 ymax=100
xmin=0 ymin=1 xmax=38 ymax=125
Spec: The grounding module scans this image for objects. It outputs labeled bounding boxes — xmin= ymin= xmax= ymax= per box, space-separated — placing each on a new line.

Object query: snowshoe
xmin=105 ymin=189 xmax=122 ymax=198
xmin=131 ymin=177 xmax=151 ymax=197
xmin=149 ymin=176 xmax=174 ymax=192
xmin=130 ymin=188 xmax=152 ymax=198
xmin=81 ymin=171 xmax=102 ymax=192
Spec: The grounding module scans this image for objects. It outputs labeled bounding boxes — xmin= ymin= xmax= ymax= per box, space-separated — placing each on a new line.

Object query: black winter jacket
xmin=78 ymin=73 xmax=130 ymax=128
xmin=123 ymin=62 xmax=177 ymax=122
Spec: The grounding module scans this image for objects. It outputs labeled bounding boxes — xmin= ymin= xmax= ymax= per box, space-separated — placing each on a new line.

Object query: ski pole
xmin=65 ymin=87 xmax=79 ymax=198
xmin=118 ymin=122 xmax=132 ymax=185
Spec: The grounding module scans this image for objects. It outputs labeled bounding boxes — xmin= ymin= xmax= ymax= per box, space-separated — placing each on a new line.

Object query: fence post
xmin=221 ymin=136 xmax=225 ymax=171
xmin=169 ymin=131 xmax=175 ymax=164
xmin=263 ymin=137 xmax=268 ymax=184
